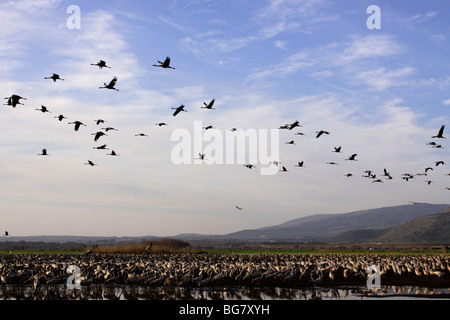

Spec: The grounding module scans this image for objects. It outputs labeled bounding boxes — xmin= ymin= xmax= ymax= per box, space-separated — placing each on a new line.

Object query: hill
xmin=376 ymin=207 xmax=450 ymax=243
xmin=218 ymin=203 xmax=450 ymax=241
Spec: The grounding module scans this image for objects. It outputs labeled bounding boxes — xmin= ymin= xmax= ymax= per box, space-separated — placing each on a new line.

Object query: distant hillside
xmin=219 ymin=203 xmax=450 ymax=241
xmin=376 ymin=208 xmax=450 ymax=243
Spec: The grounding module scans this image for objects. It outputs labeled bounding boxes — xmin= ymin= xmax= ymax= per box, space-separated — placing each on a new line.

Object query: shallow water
xmin=1 ymin=284 xmax=449 ymax=300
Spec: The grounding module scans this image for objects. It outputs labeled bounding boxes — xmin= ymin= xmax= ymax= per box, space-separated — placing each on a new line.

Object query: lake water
xmin=1 ymin=284 xmax=449 ymax=300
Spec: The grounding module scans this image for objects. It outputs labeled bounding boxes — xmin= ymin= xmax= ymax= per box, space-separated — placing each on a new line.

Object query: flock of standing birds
xmin=2 ymin=55 xmax=449 ymax=236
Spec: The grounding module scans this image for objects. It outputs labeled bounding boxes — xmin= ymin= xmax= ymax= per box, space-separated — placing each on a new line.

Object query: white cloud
xmin=337 ymin=35 xmax=404 ymax=65
xmin=355 ymin=67 xmax=415 ymax=91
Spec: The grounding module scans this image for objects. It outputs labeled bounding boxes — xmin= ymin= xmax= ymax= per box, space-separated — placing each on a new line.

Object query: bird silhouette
xmin=153 ymin=57 xmax=175 ymax=69
xmin=38 ymin=148 xmax=49 ymax=156
xmin=315 ymin=130 xmax=330 ymax=138
xmin=288 ymin=120 xmax=301 ymax=130
xmin=431 ymin=125 xmax=445 ymax=139
xmin=295 ymin=161 xmax=305 ymax=167
xmin=93 ymin=144 xmax=109 ymax=150
xmin=91 ymin=60 xmax=111 ymax=69
xmin=36 ymin=105 xmax=51 ymax=113
xmin=155 ymin=123 xmax=168 ymax=127
xmin=203 ymin=125 xmax=215 ymax=130
xmin=280 ymin=166 xmax=288 ymax=172
xmin=425 ymin=167 xmax=433 ymax=172
xmin=197 ymin=153 xmax=206 ymax=160
xmin=135 ymin=133 xmax=148 ymax=137
xmin=326 ymin=162 xmax=338 ymax=165
xmin=435 ymin=161 xmax=445 ymax=166
xmin=44 ymin=73 xmax=64 ymax=82
xmin=285 ymin=140 xmax=296 ymax=145
xmin=102 ymin=127 xmax=118 ymax=132
xmin=202 ymin=99 xmax=215 ymax=110
xmin=99 ymin=77 xmax=119 ymax=91
xmin=345 ymin=154 xmax=357 ymax=161
xmin=84 ymin=160 xmax=97 ymax=166
xmin=107 ymin=150 xmax=119 ymax=156
xmin=68 ymin=121 xmax=86 ymax=131
xmin=54 ymin=114 xmax=67 ymax=121
xmin=332 ymin=146 xmax=342 ymax=153
xmin=95 ymin=119 xmax=106 ymax=125
xmin=244 ymin=164 xmax=256 ymax=169
xmin=92 ymin=131 xmax=107 ymax=142
xmin=172 ymin=104 xmax=187 ymax=116
xmin=4 ymin=95 xmax=26 ymax=108
xmin=235 ymin=206 xmax=243 ymax=210
xmin=345 ymin=173 xmax=353 ymax=177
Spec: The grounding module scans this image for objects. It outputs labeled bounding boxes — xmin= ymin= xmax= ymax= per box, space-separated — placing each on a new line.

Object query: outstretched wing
xmin=109 ymin=76 xmax=118 ymax=87
xmin=163 ymin=57 xmax=171 ymax=67
xmin=438 ymin=125 xmax=445 ymax=137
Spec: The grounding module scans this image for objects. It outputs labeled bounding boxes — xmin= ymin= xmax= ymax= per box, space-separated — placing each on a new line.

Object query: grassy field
xmin=1 ymin=239 xmax=448 ymax=255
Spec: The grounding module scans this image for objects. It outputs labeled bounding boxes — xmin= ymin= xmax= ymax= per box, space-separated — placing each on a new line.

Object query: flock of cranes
xmin=274 ymin=120 xmax=448 ymax=189
xmin=2 ymin=55 xmax=449 ymax=236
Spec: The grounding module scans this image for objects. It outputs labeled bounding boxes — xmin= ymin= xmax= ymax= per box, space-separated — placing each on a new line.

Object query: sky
xmin=0 ymin=0 xmax=449 ymax=237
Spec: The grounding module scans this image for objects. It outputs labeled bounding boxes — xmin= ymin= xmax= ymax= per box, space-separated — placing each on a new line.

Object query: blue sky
xmin=0 ymin=0 xmax=449 ymax=237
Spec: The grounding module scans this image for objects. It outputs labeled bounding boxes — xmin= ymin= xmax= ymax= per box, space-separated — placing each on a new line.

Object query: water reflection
xmin=0 ymin=285 xmax=449 ymax=300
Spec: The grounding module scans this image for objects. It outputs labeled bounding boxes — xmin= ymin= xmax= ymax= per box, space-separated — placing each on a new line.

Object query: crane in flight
xmin=172 ymin=105 xmax=187 ymax=116
xmin=93 ymin=144 xmax=109 ymax=150
xmin=91 ymin=60 xmax=111 ymax=69
xmin=4 ymin=95 xmax=26 ymax=108
xmin=38 ymin=148 xmax=49 ymax=156
xmin=202 ymin=99 xmax=215 ymax=110
xmin=68 ymin=121 xmax=86 ymax=131
xmin=84 ymin=160 xmax=97 ymax=166
xmin=54 ymin=114 xmax=67 ymax=121
xmin=345 ymin=154 xmax=358 ymax=161
xmin=36 ymin=105 xmax=51 ymax=113
xmin=102 ymin=127 xmax=118 ymax=132
xmin=156 ymin=123 xmax=168 ymax=127
xmin=315 ymin=130 xmax=330 ymax=138
xmin=44 ymin=73 xmax=64 ymax=82
xmin=153 ymin=57 xmax=175 ymax=69
xmin=288 ymin=120 xmax=301 ymax=130
xmin=295 ymin=161 xmax=305 ymax=167
xmin=431 ymin=125 xmax=445 ymax=139
xmin=332 ymin=146 xmax=342 ymax=153
xmin=92 ymin=131 xmax=107 ymax=142
xmin=107 ymin=150 xmax=119 ymax=156
xmin=99 ymin=77 xmax=119 ymax=91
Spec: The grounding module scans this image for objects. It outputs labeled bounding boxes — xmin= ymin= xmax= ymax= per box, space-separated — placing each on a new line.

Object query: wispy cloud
xmin=355 ymin=67 xmax=415 ymax=91
xmin=336 ymin=35 xmax=404 ymax=65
